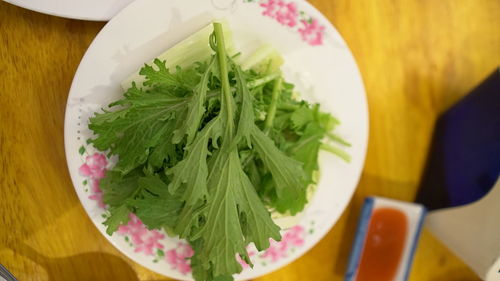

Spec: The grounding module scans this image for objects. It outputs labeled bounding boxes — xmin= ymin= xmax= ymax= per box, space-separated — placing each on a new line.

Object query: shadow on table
xmin=430 ymin=272 xmax=478 ymax=281
xmin=11 ymin=243 xmax=139 ymax=281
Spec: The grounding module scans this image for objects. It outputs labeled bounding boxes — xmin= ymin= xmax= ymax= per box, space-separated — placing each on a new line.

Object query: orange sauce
xmin=355 ymin=207 xmax=408 ymax=281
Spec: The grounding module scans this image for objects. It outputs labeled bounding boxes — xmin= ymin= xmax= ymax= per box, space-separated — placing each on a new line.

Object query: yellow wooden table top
xmin=1 ymin=0 xmax=498 ymax=280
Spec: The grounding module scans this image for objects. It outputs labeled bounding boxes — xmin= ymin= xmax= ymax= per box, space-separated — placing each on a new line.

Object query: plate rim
xmin=4 ymin=0 xmax=130 ymax=21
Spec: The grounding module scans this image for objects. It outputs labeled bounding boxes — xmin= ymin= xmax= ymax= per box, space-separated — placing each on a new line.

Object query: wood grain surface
xmin=1 ymin=0 xmax=499 ymax=280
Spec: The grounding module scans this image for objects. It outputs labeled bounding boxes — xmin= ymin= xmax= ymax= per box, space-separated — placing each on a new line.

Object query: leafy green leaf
xmin=147 ymin=121 xmax=179 ymax=169
xmin=289 ymin=123 xmax=325 ymax=182
xmin=103 ymin=205 xmax=130 ymax=235
xmin=172 ymin=57 xmax=216 ymax=144
xmin=140 ymin=59 xmax=195 ymax=91
xmin=88 ymin=90 xmax=184 ymax=175
xmin=193 ymin=151 xmax=248 ymax=276
xmin=167 ymin=119 xmax=221 ymax=204
xmin=133 ymin=189 xmax=182 ymax=230
xmin=232 ymin=154 xmax=281 ymax=250
xmin=174 ymin=200 xmax=206 ymax=239
xmin=137 ymin=173 xmax=170 ymax=196
xmin=290 ymin=105 xmax=314 ymax=129
xmin=100 ymin=170 xmax=141 ymax=207
xmin=250 ymin=125 xmax=307 ymax=214
xmin=233 ymin=65 xmax=254 ymax=148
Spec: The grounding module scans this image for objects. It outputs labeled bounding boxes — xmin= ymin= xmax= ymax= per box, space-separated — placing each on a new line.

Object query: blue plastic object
xmin=416 ymin=68 xmax=500 ymax=210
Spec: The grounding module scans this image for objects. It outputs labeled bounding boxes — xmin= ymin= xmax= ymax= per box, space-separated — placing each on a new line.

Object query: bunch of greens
xmin=88 ymin=22 xmax=349 ymax=281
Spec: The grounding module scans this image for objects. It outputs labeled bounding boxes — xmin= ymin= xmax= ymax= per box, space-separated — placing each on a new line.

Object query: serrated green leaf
xmin=233 ymin=64 xmax=254 ymax=148
xmin=174 ymin=201 xmax=206 ymax=239
xmin=147 ymin=121 xmax=179 ymax=169
xmin=172 ymin=56 xmax=216 ymax=144
xmin=133 ymin=195 xmax=182 ymax=230
xmin=103 ymin=205 xmax=130 ymax=235
xmin=289 ymin=123 xmax=324 ymax=182
xmin=193 ymin=151 xmax=248 ymax=276
xmin=88 ymin=86 xmax=187 ymax=175
xmin=140 ymin=59 xmax=191 ymax=90
xmin=250 ymin=125 xmax=306 ymax=214
xmin=233 ymin=154 xmax=281 ymax=250
xmin=167 ymin=118 xmax=221 ymax=204
xmin=193 ymin=150 xmax=280 ymax=276
xmin=100 ymin=170 xmax=141 ymax=207
xmin=137 ymin=174 xmax=170 ymax=196
xmin=133 ymin=175 xmax=183 ymax=230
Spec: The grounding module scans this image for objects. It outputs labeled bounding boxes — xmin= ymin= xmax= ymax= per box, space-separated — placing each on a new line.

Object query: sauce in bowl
xmin=355 ymin=208 xmax=408 ymax=281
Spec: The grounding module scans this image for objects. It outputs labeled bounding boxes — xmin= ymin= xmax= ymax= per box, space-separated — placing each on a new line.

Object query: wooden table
xmin=1 ymin=0 xmax=498 ymax=280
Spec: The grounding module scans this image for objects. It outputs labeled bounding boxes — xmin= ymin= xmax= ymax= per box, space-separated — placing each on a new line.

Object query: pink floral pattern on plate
xmin=118 ymin=214 xmax=166 ymax=255
xmin=166 ymin=242 xmax=195 ymax=274
xmin=236 ymin=249 xmax=257 ymax=269
xmin=79 ymin=152 xmax=107 ymax=208
xmin=78 ymin=147 xmax=312 ymax=275
xmin=238 ymin=225 xmax=306 ymax=268
xmin=262 ymin=225 xmax=305 ymax=261
xmin=298 ymin=18 xmax=325 ymax=46
xmin=245 ymin=0 xmax=326 ymax=46
xmin=261 ymin=0 xmax=299 ymax=27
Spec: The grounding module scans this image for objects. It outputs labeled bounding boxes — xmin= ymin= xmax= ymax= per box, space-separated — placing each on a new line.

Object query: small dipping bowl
xmin=345 ymin=197 xmax=426 ymax=281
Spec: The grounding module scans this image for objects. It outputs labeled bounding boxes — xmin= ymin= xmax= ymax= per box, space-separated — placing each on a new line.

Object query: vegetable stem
xmin=247 ymin=73 xmax=280 ymax=88
xmin=277 ymin=103 xmax=300 ymax=111
xmin=326 ymin=132 xmax=351 ymax=147
xmin=242 ymin=153 xmax=255 ymax=167
xmin=264 ymin=77 xmax=282 ymax=133
xmin=320 ymin=143 xmax=351 ymax=162
xmin=206 ymin=73 xmax=279 ymax=97
xmin=213 ymin=22 xmax=234 ymax=137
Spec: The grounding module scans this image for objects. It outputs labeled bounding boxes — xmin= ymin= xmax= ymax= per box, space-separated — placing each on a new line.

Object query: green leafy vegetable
xmin=88 ymin=22 xmax=349 ymax=281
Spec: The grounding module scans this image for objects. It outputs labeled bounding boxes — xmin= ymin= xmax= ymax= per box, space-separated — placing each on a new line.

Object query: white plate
xmin=64 ymin=0 xmax=368 ymax=280
xmin=5 ymin=0 xmax=134 ymax=21
xmin=4 ymin=0 xmax=307 ymax=21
